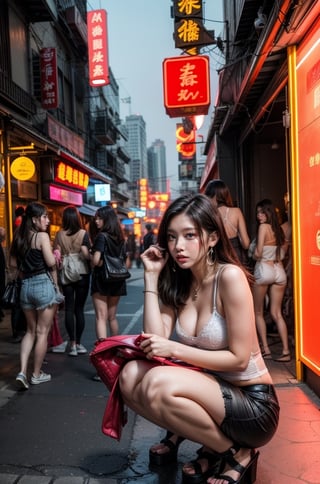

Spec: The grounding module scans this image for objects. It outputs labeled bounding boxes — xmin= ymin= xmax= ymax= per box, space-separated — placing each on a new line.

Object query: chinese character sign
xmin=163 ymin=55 xmax=210 ymax=117
xmin=40 ymin=48 xmax=58 ymax=109
xmin=173 ymin=0 xmax=215 ymax=49
xmin=87 ymin=9 xmax=109 ymax=87
xmin=139 ymin=178 xmax=148 ymax=210
xmin=55 ymin=162 xmax=89 ymax=190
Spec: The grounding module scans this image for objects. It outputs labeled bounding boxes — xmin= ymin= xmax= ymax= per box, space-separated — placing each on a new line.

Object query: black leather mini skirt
xmin=218 ymin=380 xmax=280 ymax=448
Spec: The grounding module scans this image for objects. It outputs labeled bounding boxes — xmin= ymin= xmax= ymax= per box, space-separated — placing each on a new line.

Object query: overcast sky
xmin=87 ymin=1 xmax=224 ymax=195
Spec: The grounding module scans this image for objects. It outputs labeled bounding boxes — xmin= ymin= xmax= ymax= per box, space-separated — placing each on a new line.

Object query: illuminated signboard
xmin=176 ymin=123 xmax=196 ymax=159
xmin=48 ymin=184 xmax=83 ymax=206
xmin=55 ymin=161 xmax=89 ymax=191
xmin=163 ymin=55 xmax=210 ymax=117
xmin=11 ymin=156 xmax=35 ymax=181
xmin=296 ymin=23 xmax=320 ymax=374
xmin=94 ymin=183 xmax=111 ymax=202
xmin=173 ymin=0 xmax=215 ymax=49
xmin=40 ymin=48 xmax=58 ymax=109
xmin=87 ymin=9 xmax=109 ymax=87
xmin=139 ymin=178 xmax=148 ymax=210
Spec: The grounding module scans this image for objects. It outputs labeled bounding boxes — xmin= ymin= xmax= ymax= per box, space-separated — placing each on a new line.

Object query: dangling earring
xmin=206 ymin=246 xmax=216 ymax=266
xmin=172 ymin=261 xmax=176 ymax=272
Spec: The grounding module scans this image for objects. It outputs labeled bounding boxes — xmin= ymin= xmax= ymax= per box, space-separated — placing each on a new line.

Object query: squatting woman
xmin=118 ymin=194 xmax=279 ymax=484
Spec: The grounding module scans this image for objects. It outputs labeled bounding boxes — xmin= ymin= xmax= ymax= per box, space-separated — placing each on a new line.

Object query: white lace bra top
xmin=175 ymin=265 xmax=268 ymax=382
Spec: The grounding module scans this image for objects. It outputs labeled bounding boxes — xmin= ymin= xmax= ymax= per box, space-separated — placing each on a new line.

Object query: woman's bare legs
xmin=106 ymin=295 xmax=120 ymax=335
xmin=119 ymin=361 xmax=253 ymax=481
xmin=33 ymin=306 xmax=56 ymax=376
xmin=20 ymin=305 xmax=56 ymax=377
xmin=19 ymin=309 xmax=37 ymax=375
xmin=269 ymin=284 xmax=289 ymax=355
xmin=252 ymin=284 xmax=270 ymax=354
xmin=92 ymin=293 xmax=121 ymax=338
xmin=92 ymin=293 xmax=109 ymax=339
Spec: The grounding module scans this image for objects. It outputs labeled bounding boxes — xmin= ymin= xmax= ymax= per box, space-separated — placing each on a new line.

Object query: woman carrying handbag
xmin=90 ymin=206 xmax=128 ymax=358
xmin=54 ymin=205 xmax=91 ymax=356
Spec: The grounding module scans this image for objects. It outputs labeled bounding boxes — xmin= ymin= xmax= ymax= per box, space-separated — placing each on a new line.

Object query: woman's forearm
xmin=143 ymin=272 xmax=168 ymax=337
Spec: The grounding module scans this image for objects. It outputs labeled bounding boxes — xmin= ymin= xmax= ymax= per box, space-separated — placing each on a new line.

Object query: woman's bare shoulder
xmin=220 ymin=263 xmax=245 ymax=281
xmin=36 ymin=231 xmax=51 ymax=246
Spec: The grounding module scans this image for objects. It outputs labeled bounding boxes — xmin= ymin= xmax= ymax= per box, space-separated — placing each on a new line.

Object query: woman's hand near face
xmin=141 ymin=245 xmax=168 ymax=274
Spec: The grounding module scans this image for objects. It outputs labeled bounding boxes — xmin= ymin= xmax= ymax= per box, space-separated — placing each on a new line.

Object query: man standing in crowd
xmin=143 ymin=224 xmax=156 ymax=251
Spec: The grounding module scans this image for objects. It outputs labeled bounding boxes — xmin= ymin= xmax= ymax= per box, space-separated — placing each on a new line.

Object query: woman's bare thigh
xmin=122 ymin=362 xmax=226 ymax=425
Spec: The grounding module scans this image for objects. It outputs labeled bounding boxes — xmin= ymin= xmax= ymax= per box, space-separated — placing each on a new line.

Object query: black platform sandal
xmin=181 ymin=447 xmax=222 ymax=484
xmin=213 ymin=445 xmax=259 ymax=484
xmin=149 ymin=431 xmax=185 ymax=466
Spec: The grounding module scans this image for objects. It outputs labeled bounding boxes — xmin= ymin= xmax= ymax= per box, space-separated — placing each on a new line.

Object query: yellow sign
xmin=11 ymin=156 xmax=35 ymax=181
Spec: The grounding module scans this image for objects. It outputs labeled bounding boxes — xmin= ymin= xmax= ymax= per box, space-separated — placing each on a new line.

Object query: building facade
xmin=147 ymin=139 xmax=167 ymax=194
xmin=0 ymin=0 xmax=131 ymax=242
xmin=202 ymin=0 xmax=320 ymax=396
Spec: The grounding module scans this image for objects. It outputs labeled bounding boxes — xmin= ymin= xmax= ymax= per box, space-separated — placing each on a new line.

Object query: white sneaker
xmin=69 ymin=345 xmax=78 ymax=356
xmin=51 ymin=341 xmax=68 ymax=353
xmin=76 ymin=344 xmax=87 ymax=355
xmin=16 ymin=372 xmax=29 ymax=389
xmin=31 ymin=371 xmax=51 ymax=385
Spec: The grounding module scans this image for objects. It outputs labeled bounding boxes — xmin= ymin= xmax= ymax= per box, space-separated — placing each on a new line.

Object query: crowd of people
xmin=0 ymin=180 xmax=292 ymax=482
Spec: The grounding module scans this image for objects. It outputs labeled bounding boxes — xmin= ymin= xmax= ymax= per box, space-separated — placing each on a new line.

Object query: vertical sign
xmin=176 ymin=123 xmax=196 ymax=159
xmin=40 ymin=48 xmax=58 ymax=109
xmin=87 ymin=9 xmax=109 ymax=87
xmin=296 ymin=23 xmax=320 ymax=374
xmin=139 ymin=178 xmax=148 ymax=211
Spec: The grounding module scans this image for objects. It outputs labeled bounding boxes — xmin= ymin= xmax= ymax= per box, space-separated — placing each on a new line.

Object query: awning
xmin=78 ymin=203 xmax=99 ymax=216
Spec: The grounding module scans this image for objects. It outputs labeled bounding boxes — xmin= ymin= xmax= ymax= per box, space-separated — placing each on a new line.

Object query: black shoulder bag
xmin=1 ymin=258 xmax=24 ymax=309
xmin=101 ymin=234 xmax=131 ymax=283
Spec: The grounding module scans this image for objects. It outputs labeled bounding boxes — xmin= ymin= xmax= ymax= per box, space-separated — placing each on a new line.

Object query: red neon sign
xmin=176 ymin=123 xmax=196 ymax=159
xmin=87 ymin=9 xmax=109 ymax=87
xmin=163 ymin=55 xmax=210 ymax=117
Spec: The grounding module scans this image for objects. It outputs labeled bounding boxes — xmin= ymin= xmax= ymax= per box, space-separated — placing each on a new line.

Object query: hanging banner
xmin=87 ymin=9 xmax=109 ymax=87
xmin=40 ymin=48 xmax=58 ymax=109
xmin=163 ymin=55 xmax=210 ymax=117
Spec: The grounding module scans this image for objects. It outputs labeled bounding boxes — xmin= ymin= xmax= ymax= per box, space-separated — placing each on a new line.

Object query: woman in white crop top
xmin=119 ymin=194 xmax=279 ymax=484
xmin=252 ymin=199 xmax=290 ymax=363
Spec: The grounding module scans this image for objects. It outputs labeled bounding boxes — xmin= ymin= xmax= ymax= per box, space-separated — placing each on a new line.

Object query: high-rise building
xmin=147 ymin=139 xmax=167 ymax=193
xmin=124 ymin=114 xmax=148 ymax=183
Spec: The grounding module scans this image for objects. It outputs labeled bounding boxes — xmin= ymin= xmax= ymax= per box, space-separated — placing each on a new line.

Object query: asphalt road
xmin=0 ymin=267 xmax=192 ymax=482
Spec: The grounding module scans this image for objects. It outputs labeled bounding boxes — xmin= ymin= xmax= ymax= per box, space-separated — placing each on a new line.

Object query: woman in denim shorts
xmin=9 ymin=202 xmax=64 ymax=389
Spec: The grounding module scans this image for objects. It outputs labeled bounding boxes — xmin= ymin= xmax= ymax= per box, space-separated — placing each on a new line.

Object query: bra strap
xmin=213 ymin=264 xmax=227 ymax=310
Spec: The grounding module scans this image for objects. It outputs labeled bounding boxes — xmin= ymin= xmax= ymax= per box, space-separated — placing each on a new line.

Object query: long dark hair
xmin=61 ymin=205 xmax=83 ymax=235
xmin=95 ymin=205 xmax=124 ymax=243
xmin=10 ymin=202 xmax=48 ymax=260
xmin=157 ymin=193 xmax=250 ymax=308
xmin=204 ymin=179 xmax=233 ymax=207
xmin=255 ymin=199 xmax=285 ymax=260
